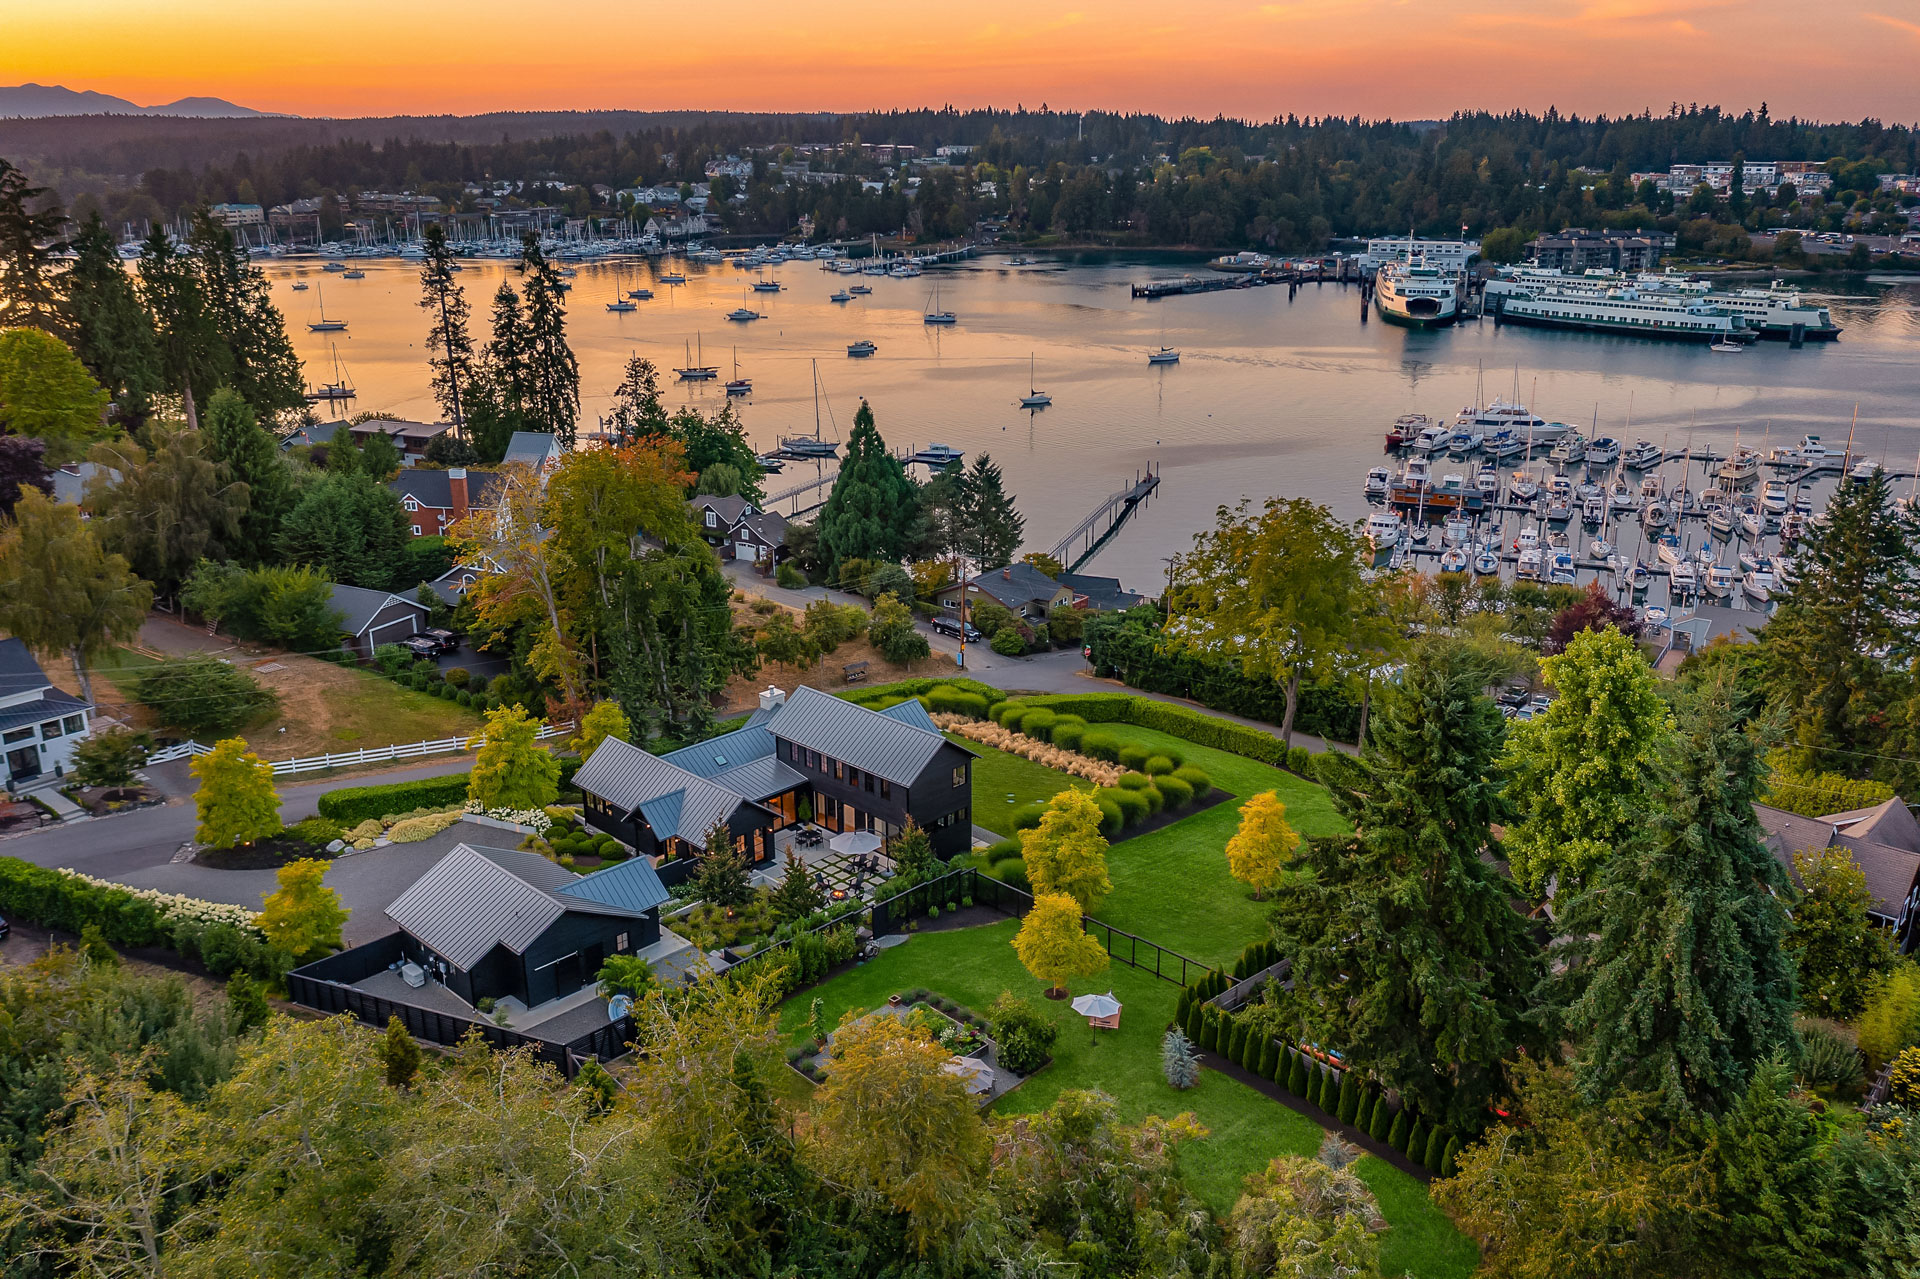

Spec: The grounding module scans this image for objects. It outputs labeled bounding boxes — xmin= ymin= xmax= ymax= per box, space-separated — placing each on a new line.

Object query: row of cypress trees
xmin=1178 ymin=996 xmax=1462 ymax=1177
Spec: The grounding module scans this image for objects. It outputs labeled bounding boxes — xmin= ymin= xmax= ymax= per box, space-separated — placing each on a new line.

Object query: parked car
xmin=930 ymin=615 xmax=983 ymax=642
xmin=0 ymin=915 xmax=10 ymax=942
xmin=406 ymin=629 xmax=459 ymax=656
xmin=1495 ymin=685 xmax=1530 ymax=708
xmin=1529 ymin=693 xmax=1554 ymax=714
xmin=399 ymin=636 xmax=444 ymax=660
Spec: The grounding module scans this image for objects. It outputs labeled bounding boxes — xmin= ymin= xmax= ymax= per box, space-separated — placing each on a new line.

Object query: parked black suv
xmin=930 ymin=615 xmax=983 ymax=642
xmin=399 ymin=636 xmax=444 ymax=660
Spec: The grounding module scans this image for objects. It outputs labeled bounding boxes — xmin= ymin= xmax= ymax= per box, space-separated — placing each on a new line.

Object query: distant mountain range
xmin=0 ymin=84 xmax=280 ymax=119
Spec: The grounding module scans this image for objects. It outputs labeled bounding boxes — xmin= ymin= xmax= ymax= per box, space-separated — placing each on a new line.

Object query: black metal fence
xmin=1080 ymin=917 xmax=1218 ymax=988
xmin=285 ymin=934 xmax=633 ymax=1079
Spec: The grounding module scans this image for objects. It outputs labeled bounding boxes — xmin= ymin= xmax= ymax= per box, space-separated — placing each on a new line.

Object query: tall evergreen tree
xmin=817 ymin=401 xmax=917 ymax=572
xmin=0 ymin=158 xmax=67 ymax=334
xmin=137 ymin=225 xmax=221 ymax=428
xmin=62 ymin=213 xmax=162 ymax=422
xmin=1267 ymin=639 xmax=1543 ymax=1131
xmin=959 ymin=453 xmax=1024 ymax=568
xmin=603 ymin=356 xmax=669 ymax=445
xmin=1757 ymin=470 xmax=1920 ymax=773
xmin=276 ymin=472 xmax=412 ymax=591
xmin=188 ymin=211 xmax=304 ymax=419
xmin=515 ymin=234 xmax=579 ymax=447
xmin=201 ymin=389 xmax=290 ymax=564
xmin=417 ymin=223 xmax=473 ymax=427
xmin=470 ymin=280 xmax=531 ymax=462
xmin=1551 ymin=680 xmax=1800 ymax=1120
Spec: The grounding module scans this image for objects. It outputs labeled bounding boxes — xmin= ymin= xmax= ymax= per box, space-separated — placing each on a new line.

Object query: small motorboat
xmin=848 ymin=284 xmax=872 ymax=295
xmin=847 ymin=339 xmax=877 ymax=357
xmin=1742 ymin=571 xmax=1773 ymax=604
xmin=1656 ymin=534 xmax=1685 ymax=567
xmin=1608 ymin=479 xmax=1636 ymax=510
xmin=1515 ymin=546 xmax=1543 ymax=580
xmin=829 ymin=290 xmax=851 ymax=303
xmin=1364 ymin=466 xmax=1392 ymax=498
xmin=1366 ymin=510 xmax=1404 ymax=548
xmin=1583 ymin=497 xmax=1606 ymax=527
xmin=1548 ymin=550 xmax=1577 ymax=585
xmin=1670 ymin=561 xmax=1698 ymax=594
xmin=1631 ymin=560 xmax=1653 ymax=591
xmin=1645 ymin=604 xmax=1669 ymax=627
xmin=1705 ymin=562 xmax=1735 ymax=599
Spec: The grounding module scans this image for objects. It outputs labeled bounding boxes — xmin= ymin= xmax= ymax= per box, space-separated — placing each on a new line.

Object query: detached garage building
xmin=383 ymin=843 xmax=670 ymax=1010
xmin=330 ymin=583 xmax=431 ymax=660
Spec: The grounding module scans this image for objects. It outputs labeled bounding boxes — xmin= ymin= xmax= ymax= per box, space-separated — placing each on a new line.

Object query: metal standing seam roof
xmin=763 ymin=685 xmax=968 ymax=786
xmin=328 ymin=583 xmax=426 ymax=637
xmin=710 ymin=755 xmax=808 ymax=802
xmin=559 ymin=857 xmax=673 ymax=914
xmin=0 ymin=638 xmax=53 ymax=700
xmin=383 ymin=844 xmax=636 ymax=972
xmin=0 ymin=689 xmax=91 ymax=734
xmin=574 ymin=736 xmax=765 ymax=846
xmin=662 ymin=723 xmax=776 ymax=777
xmin=877 ymin=698 xmax=940 ymax=733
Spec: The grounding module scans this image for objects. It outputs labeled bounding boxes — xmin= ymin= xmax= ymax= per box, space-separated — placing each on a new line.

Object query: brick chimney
xmin=1002 ymin=567 xmax=1012 ymax=580
xmin=448 ymin=467 xmax=469 ymax=528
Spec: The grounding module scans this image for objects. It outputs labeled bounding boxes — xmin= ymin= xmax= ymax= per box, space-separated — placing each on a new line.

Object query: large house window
xmin=3 ymin=728 xmax=31 ymax=745
xmin=62 ymin=715 xmax=84 ymax=734
xmin=880 ymin=778 xmax=891 ymax=800
xmin=864 ymin=773 xmax=874 ymax=794
xmin=952 ymin=765 xmax=967 ymax=787
xmin=39 ymin=720 xmax=63 ymax=740
xmin=704 ymin=510 xmax=717 ymax=528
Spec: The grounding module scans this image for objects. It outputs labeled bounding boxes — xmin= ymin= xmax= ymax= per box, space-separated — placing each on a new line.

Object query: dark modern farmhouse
xmin=574 ymin=686 xmax=977 ymax=881
xmin=383 ymin=843 xmax=671 ymax=1008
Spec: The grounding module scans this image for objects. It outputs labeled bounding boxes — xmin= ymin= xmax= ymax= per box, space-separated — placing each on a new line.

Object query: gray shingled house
xmin=574 ymin=686 xmax=977 ymax=881
xmin=1757 ymin=796 xmax=1920 ymax=952
xmin=328 ymin=583 xmax=432 ymax=659
xmin=383 ymin=843 xmax=671 ymax=1008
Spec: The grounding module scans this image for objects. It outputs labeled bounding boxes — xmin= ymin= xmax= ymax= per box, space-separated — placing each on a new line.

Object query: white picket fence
xmin=146 ymin=722 xmax=573 ymax=776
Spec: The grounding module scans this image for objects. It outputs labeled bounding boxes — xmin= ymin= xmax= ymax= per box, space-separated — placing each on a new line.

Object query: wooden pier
xmin=1047 ymin=467 xmax=1162 ymax=572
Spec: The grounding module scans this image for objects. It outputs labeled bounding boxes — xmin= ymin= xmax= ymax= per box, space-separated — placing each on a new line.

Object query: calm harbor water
xmin=274 ymin=253 xmax=1920 ymax=592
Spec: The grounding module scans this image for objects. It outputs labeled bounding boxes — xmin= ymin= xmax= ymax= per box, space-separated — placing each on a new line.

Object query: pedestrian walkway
xmin=32 ymin=790 xmax=86 ymax=822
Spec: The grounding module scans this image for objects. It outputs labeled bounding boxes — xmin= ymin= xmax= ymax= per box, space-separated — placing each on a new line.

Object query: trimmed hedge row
xmin=992 ymin=691 xmax=1342 ymax=781
xmin=317 ymin=774 xmax=473 ymax=824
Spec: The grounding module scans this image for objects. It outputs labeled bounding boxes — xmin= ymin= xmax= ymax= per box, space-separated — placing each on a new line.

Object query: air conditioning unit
xmin=399 ymin=962 xmax=426 ymax=989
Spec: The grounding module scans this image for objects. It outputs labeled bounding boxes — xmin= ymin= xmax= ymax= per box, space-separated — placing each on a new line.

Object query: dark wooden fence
xmin=285 ymin=933 xmax=633 ymax=1079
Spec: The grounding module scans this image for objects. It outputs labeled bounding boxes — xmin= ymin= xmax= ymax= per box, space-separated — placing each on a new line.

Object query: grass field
xmin=777 ymin=921 xmax=1477 ymax=1279
xmin=951 ymin=734 xmax=1088 ymax=837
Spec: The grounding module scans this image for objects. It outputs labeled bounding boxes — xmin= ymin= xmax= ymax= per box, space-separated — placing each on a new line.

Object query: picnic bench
xmin=843 ymin=660 xmax=870 ymax=684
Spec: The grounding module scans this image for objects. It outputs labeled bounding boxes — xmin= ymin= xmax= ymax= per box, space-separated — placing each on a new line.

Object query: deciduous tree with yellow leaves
xmin=191 ymin=737 xmax=280 ymax=849
xmin=1019 ymin=788 xmax=1112 ymax=912
xmin=1013 ymin=892 xmax=1109 ymax=998
xmin=1225 ymin=791 xmax=1299 ymax=901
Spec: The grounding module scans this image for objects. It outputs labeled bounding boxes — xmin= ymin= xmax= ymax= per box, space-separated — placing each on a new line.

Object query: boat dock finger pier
xmin=1047 ymin=467 xmax=1162 ymax=572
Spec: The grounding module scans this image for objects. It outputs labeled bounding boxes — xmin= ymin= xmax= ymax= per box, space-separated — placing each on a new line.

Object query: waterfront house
xmin=383 ymin=843 xmax=669 ymax=1008
xmin=575 ymin=685 xmax=977 ymax=880
xmin=932 ymin=563 xmax=1146 ymax=621
xmin=0 ymin=639 xmax=92 ymax=794
xmin=389 ymin=467 xmax=504 ymax=538
xmin=348 ymin=417 xmax=457 ymax=465
xmin=688 ymin=495 xmax=786 ymax=567
xmin=1757 ymin=796 xmax=1920 ymax=953
xmin=501 ymin=431 xmax=564 ymax=474
xmin=330 ymin=583 xmax=432 ymax=660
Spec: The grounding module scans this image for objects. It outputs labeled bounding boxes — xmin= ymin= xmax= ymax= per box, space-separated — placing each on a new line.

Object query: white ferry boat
xmin=1373 ymin=258 xmax=1458 ymax=328
xmin=1704 ymin=281 xmax=1842 ymax=340
xmin=1493 ymin=281 xmax=1749 ymax=343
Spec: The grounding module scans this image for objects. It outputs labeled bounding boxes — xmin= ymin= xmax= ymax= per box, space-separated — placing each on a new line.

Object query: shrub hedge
xmin=1117 ymin=744 xmax=1152 ymax=771
xmin=1018 ymin=709 xmax=1058 ymax=741
xmin=1172 ymin=765 xmax=1213 ymax=794
xmin=1094 ymin=797 xmax=1124 ymax=839
xmin=1009 ymin=803 xmax=1047 ymax=833
xmin=1115 ymin=772 xmax=1153 ymax=791
xmin=1080 ymin=732 xmax=1121 ymax=762
xmin=317 ymin=774 xmax=473 ymax=824
xmin=1155 ymin=774 xmax=1194 ymax=808
xmin=1143 ymin=754 xmax=1176 ymax=776
xmin=1103 ymin=786 xmax=1150 ymax=827
xmin=1051 ymin=721 xmax=1086 ymax=751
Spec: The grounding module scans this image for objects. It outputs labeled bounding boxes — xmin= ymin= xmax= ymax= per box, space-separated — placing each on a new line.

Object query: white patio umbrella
xmin=1070 ymin=992 xmax=1122 ymax=1019
xmin=829 ymin=830 xmax=884 ymax=856
xmin=943 ymin=1056 xmax=994 ymax=1095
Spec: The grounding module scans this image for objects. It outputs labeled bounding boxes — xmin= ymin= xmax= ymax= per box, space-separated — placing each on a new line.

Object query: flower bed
xmin=789 ymin=989 xmax=1000 ymax=1086
xmin=933 ymin=714 xmax=1122 ymax=787
xmin=55 ymin=869 xmax=262 ymax=935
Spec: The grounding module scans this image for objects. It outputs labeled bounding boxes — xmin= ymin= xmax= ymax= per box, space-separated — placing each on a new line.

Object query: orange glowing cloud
xmin=3 ymin=0 xmax=1913 ymax=121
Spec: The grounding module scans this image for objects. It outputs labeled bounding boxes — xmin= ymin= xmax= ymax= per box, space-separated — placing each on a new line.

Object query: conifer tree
xmin=1758 ymin=469 xmax=1920 ymax=772
xmin=958 ymin=453 xmax=1024 ymax=568
xmin=189 ymin=210 xmax=304 ymax=417
xmin=417 ymin=223 xmax=474 ymax=426
xmin=1269 ymin=638 xmax=1544 ymax=1131
xmin=1369 ymin=1100 xmax=1393 ymax=1143
xmin=63 ymin=212 xmax=162 ymax=421
xmin=137 ymin=225 xmax=221 ymax=427
xmin=1422 ymin=1126 xmax=1446 ymax=1171
xmin=202 ymin=389 xmax=289 ymax=563
xmin=379 ymin=1016 xmax=422 ymax=1088
xmin=470 ymin=280 xmax=531 ymax=462
xmin=1286 ymin=1052 xmax=1308 ymax=1097
xmin=1552 ymin=681 xmax=1800 ymax=1119
xmin=769 ymin=851 xmax=825 ymax=922
xmin=1162 ymin=1028 xmax=1200 ymax=1089
xmin=818 ymin=401 xmax=917 ymax=572
xmin=0 ymin=158 xmax=67 ymax=333
xmin=515 ymin=234 xmax=579 ymax=446
xmin=1258 ymin=1036 xmax=1280 ymax=1080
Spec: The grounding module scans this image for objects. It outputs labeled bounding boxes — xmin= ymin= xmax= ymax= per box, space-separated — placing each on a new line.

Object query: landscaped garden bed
xmin=62 ymin=782 xmax=165 ymax=817
xmin=787 ymin=987 xmax=1046 ymax=1106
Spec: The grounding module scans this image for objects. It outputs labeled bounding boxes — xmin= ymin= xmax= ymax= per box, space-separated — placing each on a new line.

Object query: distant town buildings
xmin=207 ymin=202 xmax=263 ymax=227
xmin=1631 ymin=160 xmax=1832 ymax=196
xmin=1525 ymin=228 xmax=1674 ymax=272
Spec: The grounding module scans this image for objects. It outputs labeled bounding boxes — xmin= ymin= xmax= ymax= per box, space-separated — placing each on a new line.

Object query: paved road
xmin=721 ymin=561 xmax=1347 ymax=754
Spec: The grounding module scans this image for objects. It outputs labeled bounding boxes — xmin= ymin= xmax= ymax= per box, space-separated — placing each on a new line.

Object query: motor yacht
xmin=1385 ymin=413 xmax=1433 ymax=447
xmin=1742 ymin=570 xmax=1773 ymax=605
xmin=1409 ymin=425 xmax=1453 ymax=454
xmin=1587 ymin=436 xmax=1622 ymax=464
xmin=1718 ymin=447 xmax=1762 ymax=484
xmin=1623 ymin=441 xmax=1666 ymax=470
xmin=1670 ymin=561 xmax=1698 ymax=594
xmin=1548 ymin=433 xmax=1588 ymax=465
xmin=1705 ymin=562 xmax=1735 ymax=598
xmin=1760 ymin=479 xmax=1790 ymax=513
xmin=1364 ymin=466 xmax=1392 ymax=498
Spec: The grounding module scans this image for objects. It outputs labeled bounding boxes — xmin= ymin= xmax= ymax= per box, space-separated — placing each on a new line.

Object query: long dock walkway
xmin=1049 ymin=468 xmax=1162 ymax=572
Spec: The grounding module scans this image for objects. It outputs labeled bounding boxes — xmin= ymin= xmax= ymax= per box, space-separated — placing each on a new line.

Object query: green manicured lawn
xmin=778 ymin=922 xmax=1476 ymax=1279
xmin=950 ymin=733 xmax=1086 ymax=838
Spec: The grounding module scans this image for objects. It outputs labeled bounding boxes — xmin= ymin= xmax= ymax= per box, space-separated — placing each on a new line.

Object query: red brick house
xmin=388 ymin=467 xmax=505 ymax=538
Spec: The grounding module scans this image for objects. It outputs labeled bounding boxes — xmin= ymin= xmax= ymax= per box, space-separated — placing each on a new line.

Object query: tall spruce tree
xmin=417 ymin=223 xmax=474 ymax=427
xmin=188 ymin=210 xmax=304 ymax=418
xmin=1757 ymin=470 xmax=1920 ymax=773
xmin=201 ymin=389 xmax=289 ymax=565
xmin=62 ymin=213 xmax=162 ymax=422
xmin=515 ymin=234 xmax=579 ymax=447
xmin=1551 ymin=680 xmax=1799 ymax=1120
xmin=0 ymin=158 xmax=67 ymax=333
xmin=1267 ymin=638 xmax=1543 ymax=1131
xmin=470 ymin=280 xmax=531 ymax=462
xmin=817 ymin=401 xmax=917 ymax=572
xmin=960 ymin=453 xmax=1024 ymax=568
xmin=604 ymin=355 xmax=669 ymax=445
xmin=137 ymin=224 xmax=222 ymax=428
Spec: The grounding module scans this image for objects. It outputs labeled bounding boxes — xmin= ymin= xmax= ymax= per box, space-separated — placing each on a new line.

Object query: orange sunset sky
xmin=8 ymin=0 xmax=1920 ymax=122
